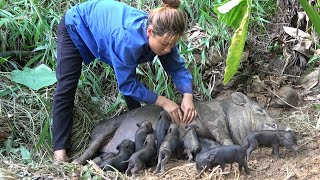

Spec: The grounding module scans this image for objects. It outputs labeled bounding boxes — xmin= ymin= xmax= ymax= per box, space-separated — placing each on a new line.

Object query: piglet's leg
xmin=186 ymin=149 xmax=193 ymax=162
xmin=271 ymin=144 xmax=280 ymax=158
xmin=246 ymin=145 xmax=257 ymax=161
xmin=131 ymin=163 xmax=143 ymax=177
xmin=154 ymin=152 xmax=163 ymax=174
xmin=160 ymin=153 xmax=171 ymax=173
xmin=243 ymin=162 xmax=250 ymax=175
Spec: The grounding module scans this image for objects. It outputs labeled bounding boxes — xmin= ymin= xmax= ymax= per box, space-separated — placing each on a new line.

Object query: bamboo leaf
xmin=223 ymin=0 xmax=252 ymax=85
xmin=299 ymin=0 xmax=320 ymax=36
xmin=213 ymin=0 xmax=247 ymax=29
xmin=36 ymin=118 xmax=50 ymax=149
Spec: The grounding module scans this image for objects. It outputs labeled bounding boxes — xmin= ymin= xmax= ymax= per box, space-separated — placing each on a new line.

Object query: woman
xmin=53 ymin=0 xmax=197 ymax=162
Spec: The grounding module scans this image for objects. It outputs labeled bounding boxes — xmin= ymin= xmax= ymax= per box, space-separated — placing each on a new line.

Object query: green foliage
xmin=1 ymin=138 xmax=32 ymax=164
xmin=0 ymin=0 xmax=76 ymax=68
xmin=213 ymin=0 xmax=248 ymax=30
xmin=250 ymin=0 xmax=277 ymax=32
xmin=213 ymin=0 xmax=252 ymax=85
xmin=10 ymin=64 xmax=57 ymax=91
xmin=299 ymin=0 xmax=320 ymax=36
xmin=306 ymin=55 xmax=320 ymax=74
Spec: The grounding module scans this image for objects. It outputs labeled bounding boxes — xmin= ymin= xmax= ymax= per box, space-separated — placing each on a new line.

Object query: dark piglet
xmin=182 ymin=124 xmax=201 ymax=162
xmin=246 ymin=129 xmax=299 ymax=161
xmin=154 ymin=123 xmax=180 ymax=174
xmin=199 ymin=138 xmax=221 ymax=153
xmin=125 ymin=134 xmax=157 ymax=176
xmin=98 ymin=139 xmax=135 ymax=172
xmin=135 ymin=120 xmax=154 ymax=152
xmin=155 ymin=111 xmax=171 ymax=151
xmin=92 ymin=152 xmax=116 ymax=166
xmin=195 ymin=145 xmax=249 ymax=175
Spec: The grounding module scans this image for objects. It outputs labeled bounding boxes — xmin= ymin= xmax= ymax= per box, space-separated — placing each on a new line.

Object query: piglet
xmin=92 ymin=152 xmax=116 ymax=167
xmin=199 ymin=138 xmax=221 ymax=153
xmin=195 ymin=145 xmax=249 ymax=176
xmin=246 ymin=129 xmax=299 ymax=161
xmin=125 ymin=134 xmax=157 ymax=177
xmin=155 ymin=111 xmax=171 ymax=151
xmin=182 ymin=124 xmax=201 ymax=162
xmin=99 ymin=139 xmax=135 ymax=172
xmin=154 ymin=123 xmax=180 ymax=174
xmin=135 ymin=120 xmax=154 ymax=152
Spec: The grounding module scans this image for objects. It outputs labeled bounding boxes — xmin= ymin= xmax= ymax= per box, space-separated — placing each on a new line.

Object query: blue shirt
xmin=65 ymin=0 xmax=193 ymax=104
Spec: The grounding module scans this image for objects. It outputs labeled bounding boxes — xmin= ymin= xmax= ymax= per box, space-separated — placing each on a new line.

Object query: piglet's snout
xmin=292 ymin=144 xmax=299 ymax=151
xmin=194 ymin=144 xmax=200 ymax=152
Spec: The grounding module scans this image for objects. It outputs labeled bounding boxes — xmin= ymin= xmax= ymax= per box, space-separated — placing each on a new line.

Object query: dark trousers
xmin=52 ymin=15 xmax=141 ymax=151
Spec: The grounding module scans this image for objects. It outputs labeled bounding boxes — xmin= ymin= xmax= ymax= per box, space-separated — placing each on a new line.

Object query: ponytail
xmin=147 ymin=0 xmax=186 ymax=39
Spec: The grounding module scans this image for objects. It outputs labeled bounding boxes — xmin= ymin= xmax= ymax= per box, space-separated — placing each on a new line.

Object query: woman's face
xmin=147 ymin=26 xmax=179 ymax=56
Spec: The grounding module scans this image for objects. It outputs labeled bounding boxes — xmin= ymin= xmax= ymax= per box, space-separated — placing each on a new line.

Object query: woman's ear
xmin=147 ymin=26 xmax=153 ymax=38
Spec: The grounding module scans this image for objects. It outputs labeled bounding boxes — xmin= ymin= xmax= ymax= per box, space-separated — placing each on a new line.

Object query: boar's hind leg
xmin=204 ymin=110 xmax=234 ymax=145
xmin=73 ymin=125 xmax=117 ymax=165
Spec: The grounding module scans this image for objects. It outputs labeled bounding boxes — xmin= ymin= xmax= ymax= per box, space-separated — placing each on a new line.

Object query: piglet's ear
xmin=136 ymin=122 xmax=140 ymax=127
xmin=168 ymin=127 xmax=172 ymax=133
xmin=276 ymin=132 xmax=284 ymax=140
xmin=207 ymin=154 xmax=215 ymax=161
xmin=195 ymin=126 xmax=201 ymax=134
xmin=116 ymin=144 xmax=120 ymax=150
xmin=143 ymin=139 xmax=148 ymax=146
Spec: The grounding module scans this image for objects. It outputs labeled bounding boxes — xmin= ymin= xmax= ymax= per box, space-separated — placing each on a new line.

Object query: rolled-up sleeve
xmin=159 ymin=46 xmax=193 ymax=94
xmin=109 ymin=33 xmax=158 ymax=105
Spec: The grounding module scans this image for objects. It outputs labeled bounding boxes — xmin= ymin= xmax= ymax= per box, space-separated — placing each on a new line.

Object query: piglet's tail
xmin=162 ymin=0 xmax=181 ymax=8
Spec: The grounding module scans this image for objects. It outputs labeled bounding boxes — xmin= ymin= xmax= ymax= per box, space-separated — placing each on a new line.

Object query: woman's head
xmin=147 ymin=0 xmax=186 ymax=55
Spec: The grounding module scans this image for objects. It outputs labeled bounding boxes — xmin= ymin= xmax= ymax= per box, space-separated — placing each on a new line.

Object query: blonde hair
xmin=147 ymin=0 xmax=186 ymax=39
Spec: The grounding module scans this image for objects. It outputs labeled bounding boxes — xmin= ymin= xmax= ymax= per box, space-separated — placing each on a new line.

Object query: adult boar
xmin=74 ymin=92 xmax=278 ymax=165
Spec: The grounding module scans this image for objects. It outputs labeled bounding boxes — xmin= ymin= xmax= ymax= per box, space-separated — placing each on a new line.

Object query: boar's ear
xmin=231 ymin=92 xmax=247 ymax=106
xmin=285 ymin=127 xmax=293 ymax=132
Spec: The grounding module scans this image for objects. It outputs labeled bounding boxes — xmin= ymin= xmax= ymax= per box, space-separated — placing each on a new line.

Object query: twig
xmin=257 ymin=69 xmax=300 ymax=78
xmin=261 ymin=85 xmax=300 ymax=109
xmin=0 ymin=51 xmax=33 ymax=58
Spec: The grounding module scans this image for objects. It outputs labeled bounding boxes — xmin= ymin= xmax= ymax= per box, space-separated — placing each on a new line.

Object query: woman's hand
xmin=181 ymin=93 xmax=197 ymax=124
xmin=154 ymin=95 xmax=182 ymax=123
